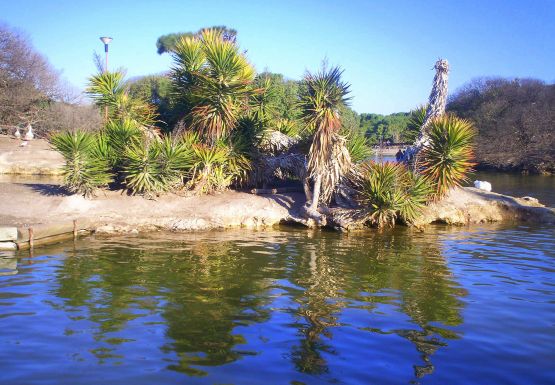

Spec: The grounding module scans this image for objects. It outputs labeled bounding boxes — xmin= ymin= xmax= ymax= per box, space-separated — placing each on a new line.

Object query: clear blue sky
xmin=2 ymin=0 xmax=554 ymax=114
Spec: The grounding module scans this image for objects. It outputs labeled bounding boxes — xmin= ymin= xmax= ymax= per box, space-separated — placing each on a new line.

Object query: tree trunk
xmin=310 ymin=174 xmax=322 ymax=211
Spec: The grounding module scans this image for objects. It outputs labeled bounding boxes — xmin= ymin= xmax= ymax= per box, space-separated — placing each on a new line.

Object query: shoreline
xmin=1 ymin=178 xmax=553 ymax=250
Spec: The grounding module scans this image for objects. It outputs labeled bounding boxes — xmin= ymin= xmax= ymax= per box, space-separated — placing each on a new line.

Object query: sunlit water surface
xmin=0 ymin=224 xmax=554 ymax=385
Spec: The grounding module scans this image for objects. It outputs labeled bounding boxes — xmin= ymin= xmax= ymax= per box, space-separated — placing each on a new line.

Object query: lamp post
xmin=99 ymin=36 xmax=112 ymax=72
xmin=99 ymin=37 xmax=113 ymax=121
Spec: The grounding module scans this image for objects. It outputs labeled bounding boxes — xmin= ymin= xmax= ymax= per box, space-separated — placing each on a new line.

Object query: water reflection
xmin=0 ymin=255 xmax=17 ymax=276
xmin=14 ymin=229 xmax=464 ymax=382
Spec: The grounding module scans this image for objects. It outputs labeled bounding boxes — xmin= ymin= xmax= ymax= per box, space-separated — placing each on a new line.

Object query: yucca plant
xmin=275 ymin=118 xmax=302 ymax=138
xmin=158 ymin=135 xmax=195 ymax=186
xmin=122 ymin=140 xmax=165 ymax=195
xmin=344 ymin=129 xmax=373 ymax=163
xmin=51 ymin=131 xmax=113 ymax=197
xmin=104 ymin=119 xmax=143 ymax=167
xmin=404 ymin=105 xmax=427 ymax=143
xmin=86 ymin=70 xmax=158 ymax=128
xmin=354 ymin=161 xmax=431 ymax=228
xmin=121 ymin=135 xmax=195 ymax=196
xmin=187 ymin=143 xmax=233 ymax=193
xmin=171 ymin=29 xmax=256 ymax=142
xmin=420 ymin=115 xmax=476 ymax=198
xmin=300 ymin=65 xmax=352 ymax=210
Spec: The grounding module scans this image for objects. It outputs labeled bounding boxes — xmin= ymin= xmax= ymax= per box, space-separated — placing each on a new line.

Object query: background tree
xmin=447 ymin=77 xmax=555 ymax=174
xmin=128 ymin=74 xmax=174 ymax=130
xmin=0 ymin=23 xmax=60 ymax=129
xmin=156 ymin=25 xmax=237 ymax=54
xmin=0 ymin=23 xmax=104 ymax=136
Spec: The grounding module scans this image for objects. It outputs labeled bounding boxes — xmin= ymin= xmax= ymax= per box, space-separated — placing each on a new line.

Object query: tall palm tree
xmin=300 ymin=66 xmax=352 ymax=220
xmin=402 ymin=59 xmax=450 ymax=164
xmin=171 ymin=29 xmax=256 ymax=142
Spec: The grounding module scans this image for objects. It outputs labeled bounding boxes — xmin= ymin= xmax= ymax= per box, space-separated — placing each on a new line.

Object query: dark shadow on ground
xmin=24 ymin=183 xmax=72 ymax=197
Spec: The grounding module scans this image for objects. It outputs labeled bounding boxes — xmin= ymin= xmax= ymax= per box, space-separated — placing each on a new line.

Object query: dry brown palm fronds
xmin=258 ymin=130 xmax=299 ymax=155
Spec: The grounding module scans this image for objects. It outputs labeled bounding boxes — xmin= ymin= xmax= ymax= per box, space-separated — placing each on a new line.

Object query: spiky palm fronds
xmin=353 ymin=162 xmax=431 ymax=228
xmin=420 ymin=115 xmax=476 ymax=198
xmin=86 ymin=70 xmax=159 ymax=129
xmin=300 ymin=66 xmax=351 ymax=208
xmin=250 ymin=75 xmax=278 ymax=124
xmin=86 ymin=71 xmax=126 ymax=110
xmin=302 ymin=66 xmax=351 ymax=174
xmin=344 ymin=129 xmax=373 ymax=163
xmin=171 ymin=29 xmax=256 ymax=142
xmin=121 ymin=135 xmax=195 ymax=195
xmin=104 ymin=119 xmax=143 ymax=166
xmin=122 ymin=140 xmax=165 ymax=195
xmin=404 ymin=105 xmax=427 ymax=143
xmin=158 ymin=135 xmax=195 ymax=186
xmin=51 ymin=131 xmax=113 ymax=197
xmin=187 ymin=143 xmax=233 ymax=194
xmin=274 ymin=118 xmax=301 ymax=137
xmin=398 ymin=171 xmax=432 ymax=224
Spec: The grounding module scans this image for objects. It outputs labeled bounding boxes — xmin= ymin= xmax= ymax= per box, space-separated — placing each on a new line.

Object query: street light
xmin=99 ymin=36 xmax=113 ymax=72
xmin=99 ymin=37 xmax=113 ymax=121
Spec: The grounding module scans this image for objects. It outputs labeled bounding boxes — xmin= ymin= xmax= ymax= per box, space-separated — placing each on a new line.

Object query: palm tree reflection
xmin=48 ymin=228 xmax=465 ymax=381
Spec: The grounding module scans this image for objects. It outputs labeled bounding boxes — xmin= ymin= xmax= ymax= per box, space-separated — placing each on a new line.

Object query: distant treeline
xmin=447 ymin=78 xmax=555 ymax=174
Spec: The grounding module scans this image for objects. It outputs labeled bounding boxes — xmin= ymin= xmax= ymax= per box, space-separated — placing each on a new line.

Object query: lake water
xmin=1 ymin=223 xmax=554 ymax=384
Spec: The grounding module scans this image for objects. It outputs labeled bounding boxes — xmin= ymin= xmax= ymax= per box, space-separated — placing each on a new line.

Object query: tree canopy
xmin=447 ymin=77 xmax=555 ymax=173
xmin=156 ymin=26 xmax=237 ymax=54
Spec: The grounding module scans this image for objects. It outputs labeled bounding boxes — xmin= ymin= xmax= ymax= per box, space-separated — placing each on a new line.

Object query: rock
xmin=0 ymin=227 xmax=17 ymax=241
xmin=520 ymin=196 xmax=539 ymax=204
xmin=94 ymin=224 xmax=140 ymax=235
xmin=413 ymin=187 xmax=555 ymax=226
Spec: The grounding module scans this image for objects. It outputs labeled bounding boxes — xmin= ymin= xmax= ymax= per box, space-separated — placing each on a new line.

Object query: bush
xmin=51 ymin=131 xmax=113 ymax=197
xmin=354 ymin=161 xmax=431 ymax=228
xmin=122 ymin=136 xmax=194 ymax=196
xmin=447 ymin=78 xmax=555 ymax=173
xmin=420 ymin=115 xmax=476 ymax=198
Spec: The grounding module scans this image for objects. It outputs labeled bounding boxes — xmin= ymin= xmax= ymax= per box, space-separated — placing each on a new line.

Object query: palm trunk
xmin=402 ymin=59 xmax=449 ymax=165
xmin=310 ymin=174 xmax=322 ymax=210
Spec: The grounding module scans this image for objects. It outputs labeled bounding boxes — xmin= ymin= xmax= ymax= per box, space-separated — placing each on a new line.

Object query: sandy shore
xmin=0 ymin=180 xmax=303 ymax=232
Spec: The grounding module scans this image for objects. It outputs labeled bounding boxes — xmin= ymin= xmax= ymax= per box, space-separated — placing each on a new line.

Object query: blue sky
xmin=2 ymin=0 xmax=554 ymax=114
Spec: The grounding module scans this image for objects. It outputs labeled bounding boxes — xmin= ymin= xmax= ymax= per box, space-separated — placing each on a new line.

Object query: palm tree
xmin=300 ymin=66 xmax=352 ymax=222
xmin=402 ymin=59 xmax=450 ymax=164
xmin=171 ymin=28 xmax=256 ymax=142
xmin=86 ymin=70 xmax=157 ymax=129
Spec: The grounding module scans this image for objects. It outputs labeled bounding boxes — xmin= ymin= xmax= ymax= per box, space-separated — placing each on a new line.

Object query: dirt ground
xmin=0 ymin=177 xmax=304 ymax=231
xmin=0 ymin=135 xmax=64 ymax=175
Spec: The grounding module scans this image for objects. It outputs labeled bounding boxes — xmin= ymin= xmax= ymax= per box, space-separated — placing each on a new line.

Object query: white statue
xmin=474 ymin=180 xmax=492 ymax=192
xmin=14 ymin=126 xmax=21 ymax=139
xmin=24 ymin=124 xmax=34 ymax=140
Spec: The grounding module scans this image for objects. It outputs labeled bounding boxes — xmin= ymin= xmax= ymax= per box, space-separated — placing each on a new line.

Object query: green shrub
xmin=122 ymin=136 xmax=194 ymax=196
xmin=354 ymin=161 xmax=431 ymax=228
xmin=345 ymin=129 xmax=373 ymax=163
xmin=104 ymin=119 xmax=143 ymax=167
xmin=186 ymin=137 xmax=251 ymax=194
xmin=420 ymin=115 xmax=476 ymax=198
xmin=51 ymin=131 xmax=113 ymax=197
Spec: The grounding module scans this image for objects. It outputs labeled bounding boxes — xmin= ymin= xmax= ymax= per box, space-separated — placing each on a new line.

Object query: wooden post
xmin=28 ymin=227 xmax=34 ymax=249
xmin=73 ymin=220 xmax=77 ymax=240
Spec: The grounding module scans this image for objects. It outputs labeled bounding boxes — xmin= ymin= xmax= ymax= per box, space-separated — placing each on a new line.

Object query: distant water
xmin=474 ymin=171 xmax=555 ymax=206
xmin=1 ymin=224 xmax=554 ymax=385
